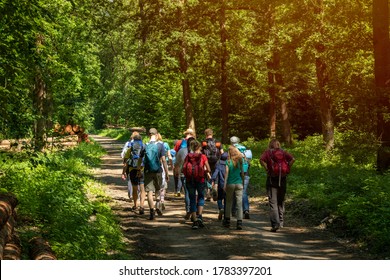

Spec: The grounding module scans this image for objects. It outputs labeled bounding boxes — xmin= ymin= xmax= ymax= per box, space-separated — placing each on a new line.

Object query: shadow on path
xmin=91 ymin=135 xmax=360 ymax=260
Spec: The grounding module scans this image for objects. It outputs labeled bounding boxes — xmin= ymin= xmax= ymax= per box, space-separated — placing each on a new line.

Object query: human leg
xmin=267 ymin=176 xmax=281 ymax=231
xmin=223 ymin=184 xmax=235 ymax=227
xmin=242 ymin=175 xmax=250 ymax=218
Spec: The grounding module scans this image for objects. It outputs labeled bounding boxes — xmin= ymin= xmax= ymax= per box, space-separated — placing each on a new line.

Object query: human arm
xmin=223 ymin=164 xmax=229 ymax=192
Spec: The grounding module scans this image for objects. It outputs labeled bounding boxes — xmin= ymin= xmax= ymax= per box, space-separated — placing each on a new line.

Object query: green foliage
xmin=0 ymin=143 xmax=128 ymax=259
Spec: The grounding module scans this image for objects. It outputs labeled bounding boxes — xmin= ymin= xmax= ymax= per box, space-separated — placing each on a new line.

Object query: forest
xmin=1 ymin=0 xmax=390 ymax=259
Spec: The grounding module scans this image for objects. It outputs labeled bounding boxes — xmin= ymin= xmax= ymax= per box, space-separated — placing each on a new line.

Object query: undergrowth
xmin=0 ymin=141 xmax=130 ymax=260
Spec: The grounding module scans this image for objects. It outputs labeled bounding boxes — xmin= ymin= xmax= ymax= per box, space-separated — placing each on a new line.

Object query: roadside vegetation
xmin=0 ymin=140 xmax=129 ymax=260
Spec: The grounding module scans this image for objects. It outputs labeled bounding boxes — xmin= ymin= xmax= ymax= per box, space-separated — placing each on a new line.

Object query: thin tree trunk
xmin=315 ymin=0 xmax=334 ymax=151
xmin=178 ymin=0 xmax=196 ymax=133
xmin=373 ymin=0 xmax=390 ymax=172
xmin=220 ymin=0 xmax=229 ymax=143
xmin=267 ymin=61 xmax=277 ymax=139
xmin=34 ymin=34 xmax=47 ymax=151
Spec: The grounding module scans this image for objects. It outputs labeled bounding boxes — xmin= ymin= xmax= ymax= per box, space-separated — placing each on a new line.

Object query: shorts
xmin=128 ymin=168 xmax=144 ymax=185
xmin=144 ymin=172 xmax=163 ymax=193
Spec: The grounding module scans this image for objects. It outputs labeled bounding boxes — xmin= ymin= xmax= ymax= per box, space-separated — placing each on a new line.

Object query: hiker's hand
xmin=165 ymin=174 xmax=169 ymax=182
xmin=121 ymin=174 xmax=126 ymax=180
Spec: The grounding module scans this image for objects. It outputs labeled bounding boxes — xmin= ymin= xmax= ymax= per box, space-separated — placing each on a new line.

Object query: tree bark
xmin=373 ymin=0 xmax=390 ymax=172
xmin=314 ymin=0 xmax=334 ymax=151
xmin=34 ymin=34 xmax=47 ymax=151
xmin=178 ymin=0 xmax=196 ymax=134
xmin=220 ymin=0 xmax=229 ymax=143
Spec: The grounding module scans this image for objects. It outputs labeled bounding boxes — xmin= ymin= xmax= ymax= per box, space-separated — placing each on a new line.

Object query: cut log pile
xmin=0 ymin=193 xmax=56 ymax=260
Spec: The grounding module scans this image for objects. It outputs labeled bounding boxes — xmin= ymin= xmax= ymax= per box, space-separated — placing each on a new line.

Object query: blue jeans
xmin=186 ymin=179 xmax=205 ymax=213
xmin=232 ymin=175 xmax=250 ymax=213
xmin=180 ymin=175 xmax=190 ymax=213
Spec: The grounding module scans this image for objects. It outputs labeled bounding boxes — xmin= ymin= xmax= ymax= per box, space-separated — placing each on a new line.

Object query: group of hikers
xmin=121 ymin=127 xmax=295 ymax=232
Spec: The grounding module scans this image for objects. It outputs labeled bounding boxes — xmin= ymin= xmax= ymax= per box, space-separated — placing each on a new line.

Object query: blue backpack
xmin=235 ymin=144 xmax=251 ymax=173
xmin=144 ymin=142 xmax=161 ymax=173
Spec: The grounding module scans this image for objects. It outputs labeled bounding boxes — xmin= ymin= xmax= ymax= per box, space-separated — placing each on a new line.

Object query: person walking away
xmin=223 ymin=145 xmax=245 ymax=230
xmin=182 ymin=140 xmax=211 ymax=229
xmin=230 ymin=136 xmax=252 ymax=219
xmin=201 ymin=128 xmax=223 ymax=201
xmin=138 ymin=128 xmax=170 ymax=220
xmin=121 ymin=134 xmax=134 ymax=202
xmin=121 ymin=131 xmax=144 ymax=212
xmin=173 ymin=129 xmax=195 ymax=197
xmin=155 ymin=133 xmax=172 ymax=215
xmin=211 ymin=152 xmax=228 ymax=220
xmin=260 ymin=139 xmax=295 ymax=232
xmin=174 ymin=137 xmax=196 ymax=220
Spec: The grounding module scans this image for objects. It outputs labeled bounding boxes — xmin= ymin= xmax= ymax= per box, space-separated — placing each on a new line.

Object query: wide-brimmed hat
xmin=230 ymin=136 xmax=240 ymax=144
xmin=183 ymin=128 xmax=194 ymax=135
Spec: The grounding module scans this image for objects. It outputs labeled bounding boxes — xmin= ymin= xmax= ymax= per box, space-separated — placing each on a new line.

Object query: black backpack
xmin=203 ymin=139 xmax=220 ymax=165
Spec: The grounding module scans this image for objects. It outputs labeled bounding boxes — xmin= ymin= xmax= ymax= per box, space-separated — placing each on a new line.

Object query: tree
xmin=373 ymin=0 xmax=390 ymax=172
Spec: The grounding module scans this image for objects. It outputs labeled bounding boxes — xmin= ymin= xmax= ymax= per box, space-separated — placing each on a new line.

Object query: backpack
xmin=203 ymin=139 xmax=220 ymax=165
xmin=179 ymin=139 xmax=187 ymax=150
xmin=127 ymin=139 xmax=143 ymax=168
xmin=268 ymin=149 xmax=290 ymax=178
xmin=144 ymin=142 xmax=161 ymax=173
xmin=182 ymin=153 xmax=205 ymax=182
xmin=235 ymin=144 xmax=251 ymax=173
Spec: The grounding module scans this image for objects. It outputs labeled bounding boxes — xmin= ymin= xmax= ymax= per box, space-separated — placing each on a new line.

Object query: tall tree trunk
xmin=315 ymin=0 xmax=334 ymax=151
xmin=267 ymin=61 xmax=277 ymax=139
xmin=373 ymin=0 xmax=390 ymax=172
xmin=34 ymin=34 xmax=47 ymax=151
xmin=178 ymin=0 xmax=196 ymax=133
xmin=219 ymin=0 xmax=229 ymax=143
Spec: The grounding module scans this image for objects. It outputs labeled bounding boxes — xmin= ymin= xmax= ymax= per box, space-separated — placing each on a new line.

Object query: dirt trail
xmin=91 ymin=135 xmax=361 ymax=260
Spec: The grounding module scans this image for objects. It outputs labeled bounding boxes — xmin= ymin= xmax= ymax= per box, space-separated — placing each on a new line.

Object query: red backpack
xmin=269 ymin=149 xmax=290 ymax=178
xmin=182 ymin=153 xmax=205 ymax=182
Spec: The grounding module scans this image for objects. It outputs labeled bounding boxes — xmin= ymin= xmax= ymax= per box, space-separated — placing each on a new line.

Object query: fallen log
xmin=0 ymin=215 xmax=15 ymax=259
xmin=29 ymin=237 xmax=57 ymax=260
xmin=0 ymin=193 xmax=18 ymax=229
xmin=3 ymin=234 xmax=21 ymax=260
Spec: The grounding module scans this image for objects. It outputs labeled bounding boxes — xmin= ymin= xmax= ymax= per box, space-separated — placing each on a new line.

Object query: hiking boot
xmin=218 ymin=209 xmax=224 ymax=220
xmin=270 ymin=226 xmax=279 ymax=232
xmin=192 ymin=220 xmax=199 ymax=230
xmin=197 ymin=218 xmax=205 ymax=228
xmin=184 ymin=212 xmax=191 ymax=220
xmin=236 ymin=220 xmax=243 ymax=230
xmin=244 ymin=211 xmax=250 ymax=219
xmin=149 ymin=209 xmax=155 ymax=220
xmin=139 ymin=207 xmax=144 ymax=215
xmin=222 ymin=218 xmax=230 ymax=228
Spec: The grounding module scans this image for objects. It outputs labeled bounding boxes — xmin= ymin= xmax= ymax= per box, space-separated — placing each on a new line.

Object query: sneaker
xmin=176 ymin=193 xmax=181 ymax=197
xmin=192 ymin=220 xmax=199 ymax=229
xmin=184 ymin=212 xmax=191 ymax=220
xmin=218 ymin=209 xmax=224 ymax=220
xmin=236 ymin=220 xmax=243 ymax=230
xmin=139 ymin=207 xmax=144 ymax=215
xmin=132 ymin=205 xmax=137 ymax=211
xmin=198 ymin=218 xmax=205 ymax=228
xmin=244 ymin=211 xmax=250 ymax=219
